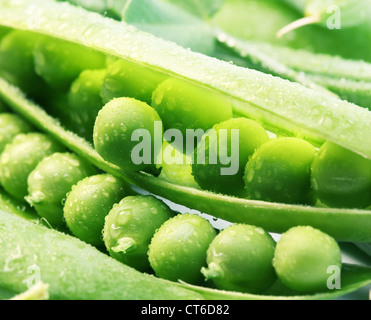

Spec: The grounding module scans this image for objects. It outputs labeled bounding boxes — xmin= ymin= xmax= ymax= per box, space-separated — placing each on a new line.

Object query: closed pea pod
xmin=103 ymin=195 xmax=175 ymax=272
xmin=26 ymin=152 xmax=97 ymax=227
xmin=244 ymin=137 xmax=317 ymax=205
xmin=201 ymin=224 xmax=277 ymax=294
xmin=0 ymin=133 xmax=65 ymax=201
xmin=64 ymin=174 xmax=132 ymax=247
xmin=311 ymin=141 xmax=371 ymax=209
xmin=93 ymin=97 xmax=162 ymax=172
xmin=273 ymin=226 xmax=342 ymax=293
xmin=192 ymin=118 xmax=269 ymax=196
xmin=148 ymin=213 xmax=217 ymax=284
xmin=0 ymin=113 xmax=33 ymax=153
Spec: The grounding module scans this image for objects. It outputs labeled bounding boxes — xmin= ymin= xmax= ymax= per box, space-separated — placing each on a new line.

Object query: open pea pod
xmin=0 ymin=201 xmax=371 ymax=300
xmin=2 ymin=77 xmax=371 ymax=243
xmin=1 ymin=0 xmax=371 ymax=156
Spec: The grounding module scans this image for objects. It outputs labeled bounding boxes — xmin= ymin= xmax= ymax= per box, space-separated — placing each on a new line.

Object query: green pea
xmin=201 ymin=224 xmax=277 ymax=293
xmin=148 ymin=213 xmax=217 ymax=284
xmin=151 ymin=78 xmax=233 ymax=136
xmin=311 ymin=141 xmax=371 ymax=209
xmin=0 ymin=30 xmax=46 ymax=99
xmin=103 ymin=195 xmax=175 ymax=272
xmin=101 ymin=59 xmax=167 ymax=105
xmin=0 ymin=113 xmax=33 ymax=153
xmin=93 ymin=97 xmax=162 ymax=172
xmin=0 ymin=133 xmax=65 ymax=201
xmin=26 ymin=152 xmax=97 ymax=227
xmin=67 ymin=69 xmax=106 ymax=141
xmin=273 ymin=226 xmax=342 ymax=293
xmin=192 ymin=118 xmax=269 ymax=196
xmin=64 ymin=174 xmax=132 ymax=247
xmin=33 ymin=37 xmax=106 ymax=91
xmin=244 ymin=137 xmax=317 ymax=205
xmin=156 ymin=141 xmax=199 ymax=188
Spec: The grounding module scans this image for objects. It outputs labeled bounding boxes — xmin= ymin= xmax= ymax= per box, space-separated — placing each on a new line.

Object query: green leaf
xmin=121 ymin=0 xmax=215 ymax=55
xmin=165 ymin=0 xmax=226 ymax=19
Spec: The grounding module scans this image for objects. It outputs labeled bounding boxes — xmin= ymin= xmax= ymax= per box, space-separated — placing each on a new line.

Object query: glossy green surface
xmin=94 ymin=97 xmax=162 ymax=172
xmin=273 ymin=226 xmax=342 ymax=292
xmin=26 ymin=152 xmax=97 ymax=226
xmin=244 ymin=137 xmax=317 ymax=205
xmin=192 ymin=118 xmax=269 ymax=196
xmin=202 ymin=224 xmax=277 ymax=293
xmin=0 ymin=132 xmax=65 ymax=201
xmin=149 ymin=213 xmax=217 ymax=284
xmin=103 ymin=195 xmax=174 ymax=271
xmin=64 ymin=174 xmax=131 ymax=246
xmin=311 ymin=141 xmax=371 ymax=209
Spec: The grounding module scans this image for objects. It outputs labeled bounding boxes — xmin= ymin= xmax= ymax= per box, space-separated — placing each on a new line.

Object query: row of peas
xmin=0 ymin=110 xmax=343 ymax=294
xmin=2 ymin=29 xmax=370 ymax=210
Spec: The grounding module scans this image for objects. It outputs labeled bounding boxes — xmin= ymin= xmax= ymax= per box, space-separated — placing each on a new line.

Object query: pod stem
xmin=201 ymin=263 xmax=224 ymax=281
xmin=276 ymin=15 xmax=321 ymax=39
xmin=112 ymin=237 xmax=137 ymax=254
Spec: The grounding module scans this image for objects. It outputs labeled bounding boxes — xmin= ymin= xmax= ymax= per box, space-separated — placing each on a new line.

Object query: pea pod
xmin=1 ymin=196 xmax=371 ymax=300
xmin=0 ymin=209 xmax=203 ymax=300
xmin=2 ymin=59 xmax=371 ymax=244
xmin=1 ymin=0 xmax=371 ymax=159
xmin=1 ymin=0 xmax=371 ymax=244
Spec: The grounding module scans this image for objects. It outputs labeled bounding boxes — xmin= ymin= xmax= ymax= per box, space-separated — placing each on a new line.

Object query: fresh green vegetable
xmin=0 ymin=30 xmax=46 ymax=99
xmin=34 ymin=36 xmax=106 ymax=91
xmin=273 ymin=226 xmax=342 ymax=293
xmin=152 ymin=77 xmax=233 ymax=139
xmin=0 ymin=209 xmax=204 ymax=300
xmin=0 ymin=132 xmax=65 ymax=201
xmin=64 ymin=174 xmax=131 ymax=246
xmin=101 ymin=58 xmax=167 ymax=105
xmin=93 ymin=97 xmax=162 ymax=172
xmin=0 ymin=112 xmax=33 ymax=153
xmin=148 ymin=213 xmax=217 ymax=284
xmin=103 ymin=195 xmax=174 ymax=272
xmin=2 ymin=76 xmax=371 ymax=243
xmin=201 ymin=224 xmax=277 ymax=293
xmin=244 ymin=137 xmax=317 ymax=205
xmin=1 ymin=0 xmax=371 ymax=246
xmin=1 ymin=0 xmax=371 ymax=159
xmin=26 ymin=152 xmax=97 ymax=227
xmin=67 ymin=69 xmax=106 ymax=141
xmin=3 ymin=204 xmax=371 ymax=300
xmin=311 ymin=141 xmax=371 ymax=209
xmin=192 ymin=118 xmax=269 ymax=196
